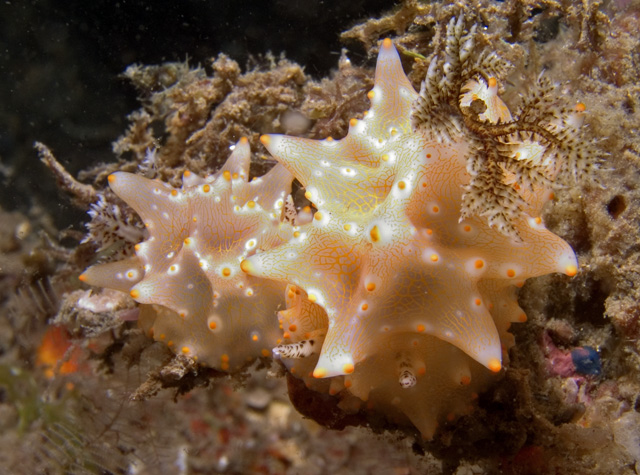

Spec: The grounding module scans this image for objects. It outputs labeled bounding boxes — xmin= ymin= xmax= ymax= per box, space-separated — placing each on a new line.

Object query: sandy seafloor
xmin=1 ymin=0 xmax=640 ymax=474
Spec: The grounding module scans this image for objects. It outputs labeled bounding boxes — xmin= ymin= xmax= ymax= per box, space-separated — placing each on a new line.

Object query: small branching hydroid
xmin=412 ymin=15 xmax=601 ymax=238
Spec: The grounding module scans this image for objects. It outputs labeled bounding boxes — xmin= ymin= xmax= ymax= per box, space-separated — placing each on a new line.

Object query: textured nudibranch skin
xmin=81 ymin=138 xmax=294 ymax=371
xmin=80 ymin=37 xmax=580 ymax=440
xmin=243 ymin=39 xmax=578 ymax=438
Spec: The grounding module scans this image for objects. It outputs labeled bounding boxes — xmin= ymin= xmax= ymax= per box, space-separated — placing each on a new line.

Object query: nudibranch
xmin=78 ymin=16 xmax=595 ymax=440
xmin=241 ymin=30 xmax=581 ymax=436
xmin=80 ymin=138 xmax=294 ymax=371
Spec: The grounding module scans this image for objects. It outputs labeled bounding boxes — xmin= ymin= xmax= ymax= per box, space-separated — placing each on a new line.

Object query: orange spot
xmin=184 ymin=238 xmax=191 ymax=245
xmin=460 ymin=375 xmax=471 ymax=386
xmin=314 ymin=211 xmax=323 ymax=221
xmin=247 ymin=200 xmax=255 ymax=208
xmin=171 ymin=189 xmax=178 ymax=196
xmin=417 ymin=324 xmax=425 ymax=333
xmin=565 ymin=264 xmax=578 ymax=277
xmin=159 ymin=333 xmax=166 ymax=340
xmin=240 ymin=260 xmax=252 ymax=273
xmin=78 ymin=274 xmax=87 ymax=282
xmin=252 ymin=334 xmax=258 ymax=342
xmin=432 ymin=205 xmax=439 ymax=213
xmin=240 ymin=136 xmax=248 ymax=144
xmin=418 ymin=367 xmax=426 ymax=376
xmin=37 ymin=326 xmax=84 ymax=379
xmin=223 ymin=170 xmax=231 ymax=181
xmin=130 ymin=289 xmax=140 ymax=299
xmin=232 ymin=172 xmax=238 ymax=179
xmin=367 ymin=90 xmax=375 ymax=99
xmin=288 ymin=324 xmax=297 ymax=332
xmin=179 ymin=311 xmax=186 ymax=318
xmin=507 ymin=269 xmax=516 ymax=278
xmin=127 ymin=271 xmax=134 ymax=278
xmin=209 ymin=321 xmax=217 ymax=330
xmin=326 ymin=136 xmax=334 ymax=142
xmin=361 ymin=303 xmax=368 ymax=311
xmin=349 ymin=118 xmax=358 ymax=127
xmin=518 ymin=313 xmax=528 ymax=322
xmin=203 ymin=184 xmax=210 ymax=193
xmin=430 ymin=254 xmax=438 ymax=262
xmin=397 ymin=180 xmax=406 ymax=190
xmin=308 ymin=293 xmax=317 ymax=303
xmin=344 ymin=379 xmax=352 ymax=388
xmin=313 ymin=367 xmax=328 ymax=378
xmin=167 ymin=340 xmax=174 ymax=347
xmin=549 ymin=191 xmax=555 ymax=200
xmin=343 ymin=224 xmax=351 ymax=231
xmin=534 ymin=216 xmax=542 ymax=224
xmin=222 ymin=267 xmax=231 ymax=277
xmin=107 ymin=174 xmax=116 ymax=184
xmin=293 ymin=231 xmax=300 ymax=238
xmin=475 ymin=259 xmax=484 ymax=269
xmin=260 ymin=135 xmax=270 ymax=146
xmin=343 ymin=363 xmax=354 ymax=374
xmin=475 ymin=298 xmax=482 ymax=306
xmin=488 ymin=358 xmax=502 ymax=373
xmin=464 ymin=225 xmax=471 ymax=232
xmin=381 ymin=154 xmax=389 ymax=161
xmin=369 ymin=225 xmax=380 ymax=242
xmin=221 ymin=354 xmax=229 ymax=363
xmin=426 ymin=153 xmax=432 ymax=158
xmin=426 ymin=228 xmax=433 ymax=235
xmin=488 ymin=76 xmax=497 ymax=88
xmin=181 ymin=346 xmax=190 ymax=354
xmin=366 ymin=282 xmax=376 ymax=291
xmin=134 ymin=244 xmax=141 ymax=251
xmin=221 ymin=363 xmax=229 ymax=371
xmin=382 ymin=38 xmax=392 ymax=48
xmin=575 ymin=102 xmax=586 ymax=112
xmin=261 ymin=349 xmax=270 ymax=357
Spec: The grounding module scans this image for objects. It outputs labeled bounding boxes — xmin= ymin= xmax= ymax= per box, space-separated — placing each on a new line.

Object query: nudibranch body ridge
xmin=81 ymin=138 xmax=294 ymax=371
xmin=246 ymin=38 xmax=578 ymax=437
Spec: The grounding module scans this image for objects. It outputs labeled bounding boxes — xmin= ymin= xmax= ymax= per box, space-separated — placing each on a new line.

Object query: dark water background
xmin=0 ymin=0 xmax=393 ymax=228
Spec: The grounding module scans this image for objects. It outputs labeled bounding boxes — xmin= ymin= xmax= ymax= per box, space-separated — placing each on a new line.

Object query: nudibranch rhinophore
xmin=80 ymin=138 xmax=295 ymax=371
xmin=80 ymin=17 xmax=592 ymax=440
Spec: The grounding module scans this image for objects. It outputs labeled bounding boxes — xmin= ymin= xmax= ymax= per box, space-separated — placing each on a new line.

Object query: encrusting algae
xmin=4 ymin=0 xmax=640 ymax=473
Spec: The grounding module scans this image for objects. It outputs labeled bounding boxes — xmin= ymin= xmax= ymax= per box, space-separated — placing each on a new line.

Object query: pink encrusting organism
xmin=80 ymin=16 xmax=598 ymax=439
